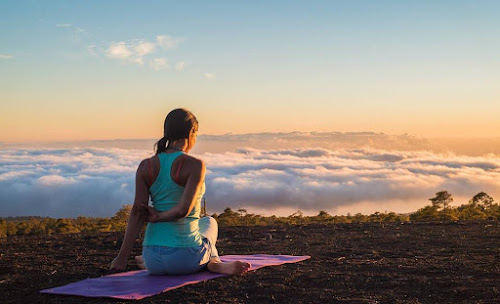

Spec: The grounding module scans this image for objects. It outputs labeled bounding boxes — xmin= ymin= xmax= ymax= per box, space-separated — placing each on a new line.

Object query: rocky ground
xmin=1 ymin=221 xmax=500 ymax=303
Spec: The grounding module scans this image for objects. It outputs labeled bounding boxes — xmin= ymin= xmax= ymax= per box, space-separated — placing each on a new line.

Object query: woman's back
xmin=143 ymin=151 xmax=205 ymax=247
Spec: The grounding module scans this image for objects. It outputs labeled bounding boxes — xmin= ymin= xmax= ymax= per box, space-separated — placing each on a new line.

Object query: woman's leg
xmin=199 ymin=216 xmax=251 ymax=275
xmin=198 ymin=216 xmax=219 ymax=259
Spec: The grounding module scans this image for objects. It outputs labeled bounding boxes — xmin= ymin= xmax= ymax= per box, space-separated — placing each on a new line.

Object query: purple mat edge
xmin=40 ymin=254 xmax=311 ymax=300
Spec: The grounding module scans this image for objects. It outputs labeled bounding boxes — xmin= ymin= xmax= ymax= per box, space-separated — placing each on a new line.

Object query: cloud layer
xmin=1 ymin=146 xmax=499 ymax=218
xmin=0 ymin=148 xmax=149 ymax=217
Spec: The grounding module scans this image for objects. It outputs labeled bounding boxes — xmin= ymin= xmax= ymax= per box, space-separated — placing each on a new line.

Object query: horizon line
xmin=2 ymin=131 xmax=500 ymax=145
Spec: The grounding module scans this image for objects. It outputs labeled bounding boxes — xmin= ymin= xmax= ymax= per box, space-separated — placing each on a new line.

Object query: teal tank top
xmin=143 ymin=151 xmax=205 ymax=247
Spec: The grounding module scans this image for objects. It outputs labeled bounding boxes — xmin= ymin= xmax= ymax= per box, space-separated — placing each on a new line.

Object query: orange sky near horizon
xmin=2 ymin=101 xmax=499 ymax=143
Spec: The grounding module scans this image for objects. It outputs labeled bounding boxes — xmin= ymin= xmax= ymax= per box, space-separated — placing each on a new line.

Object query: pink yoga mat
xmin=40 ymin=254 xmax=310 ymax=300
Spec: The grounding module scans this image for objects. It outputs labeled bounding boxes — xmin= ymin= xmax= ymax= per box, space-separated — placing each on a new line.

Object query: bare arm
xmin=152 ymin=158 xmax=206 ymax=222
xmin=110 ymin=159 xmax=149 ymax=272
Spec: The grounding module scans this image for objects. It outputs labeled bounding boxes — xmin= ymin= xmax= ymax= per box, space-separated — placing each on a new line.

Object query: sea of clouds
xmin=1 ymin=133 xmax=499 ymax=218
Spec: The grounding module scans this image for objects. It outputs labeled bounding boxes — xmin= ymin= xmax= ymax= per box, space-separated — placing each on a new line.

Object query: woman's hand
xmin=144 ymin=205 xmax=160 ymax=223
xmin=110 ymin=256 xmax=127 ymax=272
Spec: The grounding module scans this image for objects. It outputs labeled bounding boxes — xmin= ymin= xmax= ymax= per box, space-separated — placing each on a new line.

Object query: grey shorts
xmin=142 ymin=216 xmax=220 ymax=275
xmin=142 ymin=239 xmax=213 ymax=275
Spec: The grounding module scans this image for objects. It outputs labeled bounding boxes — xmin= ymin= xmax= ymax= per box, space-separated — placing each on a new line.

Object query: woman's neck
xmin=166 ymin=145 xmax=185 ymax=152
xmin=166 ymin=139 xmax=189 ymax=152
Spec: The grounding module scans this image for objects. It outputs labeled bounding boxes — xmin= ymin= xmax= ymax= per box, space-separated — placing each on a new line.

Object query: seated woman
xmin=110 ymin=108 xmax=251 ymax=275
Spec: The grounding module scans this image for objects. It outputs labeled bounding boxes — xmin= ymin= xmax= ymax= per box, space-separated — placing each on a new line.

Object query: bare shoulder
xmin=178 ymin=155 xmax=205 ymax=180
xmin=182 ymin=154 xmax=206 ymax=171
xmin=137 ymin=156 xmax=156 ymax=174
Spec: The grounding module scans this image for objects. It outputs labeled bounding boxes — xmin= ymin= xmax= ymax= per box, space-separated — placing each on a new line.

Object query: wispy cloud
xmin=156 ymin=35 xmax=183 ymax=50
xmin=71 ymin=27 xmax=89 ymax=43
xmin=134 ymin=41 xmax=155 ymax=56
xmin=204 ymin=73 xmax=215 ymax=79
xmin=56 ymin=23 xmax=72 ymax=27
xmin=0 ymin=146 xmax=498 ymax=217
xmin=151 ymin=57 xmax=169 ymax=70
xmin=103 ymin=36 xmax=183 ymax=69
xmin=106 ymin=42 xmax=133 ymax=59
xmin=0 ymin=54 xmax=13 ymax=60
xmin=175 ymin=61 xmax=185 ymax=71
xmin=87 ymin=45 xmax=97 ymax=56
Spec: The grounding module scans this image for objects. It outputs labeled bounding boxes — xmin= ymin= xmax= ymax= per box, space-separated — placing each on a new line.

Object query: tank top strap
xmin=175 ymin=154 xmax=186 ymax=182
xmin=155 ymin=151 xmax=185 ymax=186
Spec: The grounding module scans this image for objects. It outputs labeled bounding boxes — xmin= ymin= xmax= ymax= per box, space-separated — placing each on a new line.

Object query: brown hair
xmin=154 ymin=108 xmax=198 ymax=154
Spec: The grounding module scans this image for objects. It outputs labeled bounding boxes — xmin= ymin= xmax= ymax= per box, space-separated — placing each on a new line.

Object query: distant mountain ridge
xmin=1 ymin=132 xmax=499 ymax=156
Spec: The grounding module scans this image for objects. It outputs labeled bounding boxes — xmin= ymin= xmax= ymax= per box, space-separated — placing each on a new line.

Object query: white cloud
xmin=87 ymin=45 xmax=97 ymax=56
xmin=56 ymin=23 xmax=72 ymax=27
xmin=37 ymin=175 xmax=76 ymax=186
xmin=104 ymin=38 xmax=178 ymax=67
xmin=156 ymin=35 xmax=183 ymax=50
xmin=0 ymin=54 xmax=13 ymax=59
xmin=175 ymin=61 xmax=185 ymax=71
xmin=0 ymin=146 xmax=499 ymax=218
xmin=134 ymin=57 xmax=144 ymax=65
xmin=72 ymin=27 xmax=88 ymax=43
xmin=204 ymin=73 xmax=215 ymax=79
xmin=95 ymin=35 xmax=185 ymax=70
xmin=106 ymin=42 xmax=132 ymax=59
xmin=151 ymin=57 xmax=169 ymax=70
xmin=134 ymin=41 xmax=155 ymax=56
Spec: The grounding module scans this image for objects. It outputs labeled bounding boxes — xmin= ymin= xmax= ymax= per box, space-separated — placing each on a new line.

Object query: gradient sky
xmin=1 ymin=1 xmax=499 ymax=142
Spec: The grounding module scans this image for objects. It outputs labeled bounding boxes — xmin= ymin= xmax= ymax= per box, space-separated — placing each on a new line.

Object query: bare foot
xmin=135 ymin=255 xmax=146 ymax=269
xmin=207 ymin=259 xmax=251 ymax=275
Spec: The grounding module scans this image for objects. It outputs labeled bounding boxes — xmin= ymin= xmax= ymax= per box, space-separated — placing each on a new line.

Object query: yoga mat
xmin=40 ymin=254 xmax=310 ymax=300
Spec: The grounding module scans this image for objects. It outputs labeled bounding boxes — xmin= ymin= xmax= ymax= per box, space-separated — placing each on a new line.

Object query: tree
xmin=0 ymin=220 xmax=6 ymax=238
xmin=111 ymin=204 xmax=132 ymax=231
xmin=410 ymin=205 xmax=440 ymax=222
xmin=469 ymin=192 xmax=495 ymax=208
xmin=221 ymin=208 xmax=236 ymax=217
xmin=55 ymin=218 xmax=79 ymax=234
xmin=429 ymin=191 xmax=453 ymax=210
xmin=201 ymin=198 xmax=208 ymax=217
xmin=217 ymin=208 xmax=240 ymax=226
xmin=457 ymin=203 xmax=487 ymax=220
xmin=75 ymin=216 xmax=92 ymax=233
xmin=6 ymin=222 xmax=18 ymax=236
xmin=96 ymin=218 xmax=112 ymax=232
xmin=289 ymin=210 xmax=303 ymax=218
xmin=317 ymin=210 xmax=331 ymax=217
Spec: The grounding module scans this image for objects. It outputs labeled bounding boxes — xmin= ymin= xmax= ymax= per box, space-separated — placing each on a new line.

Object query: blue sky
xmin=1 ymin=1 xmax=499 ymax=141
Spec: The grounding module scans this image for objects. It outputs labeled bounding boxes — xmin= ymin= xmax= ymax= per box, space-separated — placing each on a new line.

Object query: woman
xmin=110 ymin=108 xmax=251 ymax=275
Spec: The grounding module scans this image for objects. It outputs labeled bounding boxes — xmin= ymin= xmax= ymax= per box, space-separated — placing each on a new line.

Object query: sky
xmin=1 ymin=1 xmax=500 ymax=142
xmin=1 ymin=2 xmax=499 ymax=217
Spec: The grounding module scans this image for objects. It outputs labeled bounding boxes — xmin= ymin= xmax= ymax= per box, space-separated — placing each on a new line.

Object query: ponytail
xmin=155 ymin=108 xmax=198 ymax=155
xmin=155 ymin=136 xmax=168 ymax=155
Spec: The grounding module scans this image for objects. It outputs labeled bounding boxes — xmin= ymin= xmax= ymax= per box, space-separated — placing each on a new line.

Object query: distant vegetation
xmin=1 ymin=191 xmax=498 ymax=238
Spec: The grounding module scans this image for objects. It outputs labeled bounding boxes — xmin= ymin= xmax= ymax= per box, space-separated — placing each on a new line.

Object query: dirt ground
xmin=1 ymin=221 xmax=500 ymax=304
